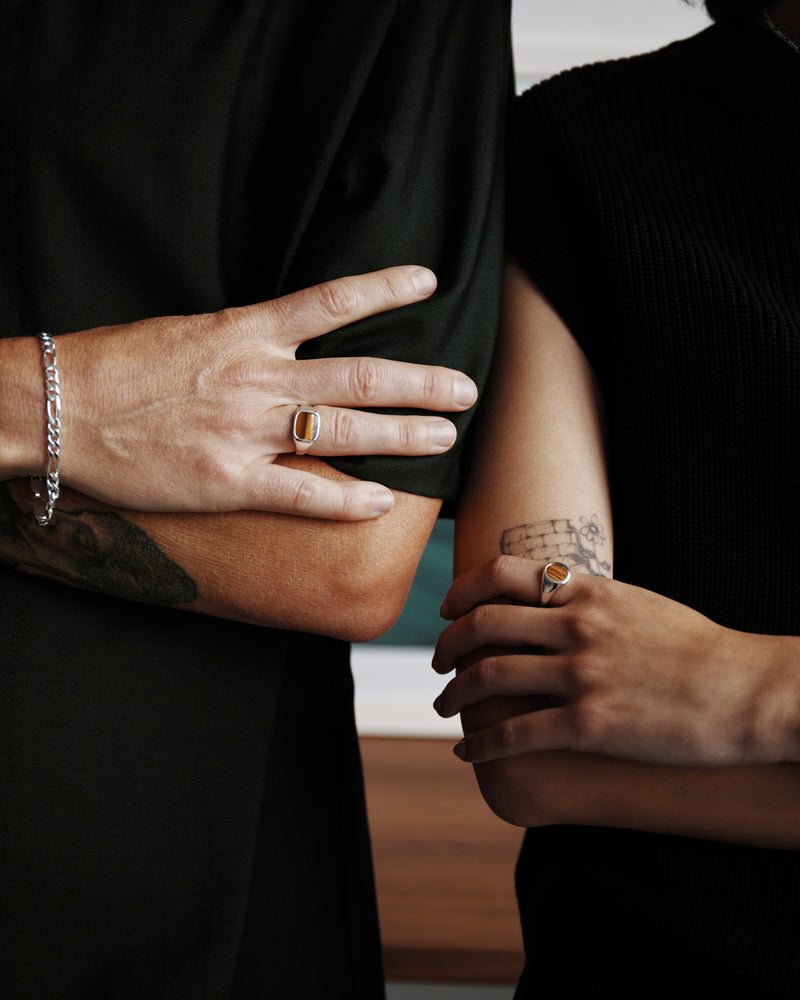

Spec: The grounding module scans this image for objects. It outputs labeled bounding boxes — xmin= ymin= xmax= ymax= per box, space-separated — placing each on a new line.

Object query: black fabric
xmin=508 ymin=17 xmax=800 ymax=996
xmin=0 ymin=2 xmax=511 ymax=997
xmin=2 ymin=0 xmax=508 ymax=498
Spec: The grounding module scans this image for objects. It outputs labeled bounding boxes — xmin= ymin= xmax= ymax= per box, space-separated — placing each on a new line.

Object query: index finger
xmin=440 ymin=555 xmax=545 ymax=621
xmin=291 ymin=356 xmax=477 ymax=413
xmin=433 ymin=602 xmax=564 ymax=675
xmin=269 ymin=265 xmax=438 ymax=347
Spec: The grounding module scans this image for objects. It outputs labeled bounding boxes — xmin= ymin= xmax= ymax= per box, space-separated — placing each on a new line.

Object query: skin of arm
xmin=435 ymin=259 xmax=800 ymax=850
xmin=0 ymin=464 xmax=440 ymax=643
xmin=0 ymin=267 xmax=473 ymax=521
xmin=0 ymin=268 xmax=467 ymax=640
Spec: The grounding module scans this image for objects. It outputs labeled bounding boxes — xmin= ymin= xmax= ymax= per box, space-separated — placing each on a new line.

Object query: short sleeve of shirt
xmin=284 ymin=1 xmax=513 ymax=500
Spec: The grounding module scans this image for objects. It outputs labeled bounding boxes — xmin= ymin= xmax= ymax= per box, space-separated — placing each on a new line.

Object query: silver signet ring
xmin=541 ymin=561 xmax=572 ymax=606
xmin=292 ymin=406 xmax=321 ymax=455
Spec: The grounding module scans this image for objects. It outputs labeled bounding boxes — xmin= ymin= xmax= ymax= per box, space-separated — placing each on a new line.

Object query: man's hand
xmin=3 ymin=266 xmax=476 ymax=520
xmin=433 ymin=555 xmax=800 ymax=767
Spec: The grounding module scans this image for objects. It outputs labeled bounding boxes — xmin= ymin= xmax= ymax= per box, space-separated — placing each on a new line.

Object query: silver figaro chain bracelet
xmin=31 ymin=332 xmax=61 ymax=525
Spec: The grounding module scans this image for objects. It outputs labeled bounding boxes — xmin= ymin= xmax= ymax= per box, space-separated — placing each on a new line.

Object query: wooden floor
xmin=360 ymin=736 xmax=525 ymax=984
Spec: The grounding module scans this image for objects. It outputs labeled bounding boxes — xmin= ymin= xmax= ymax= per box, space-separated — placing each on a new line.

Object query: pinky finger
xmin=245 ymin=464 xmax=394 ymax=520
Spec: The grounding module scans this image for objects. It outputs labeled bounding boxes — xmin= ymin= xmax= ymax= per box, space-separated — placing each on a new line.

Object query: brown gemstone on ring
xmin=545 ymin=562 xmax=570 ymax=584
xmin=541 ymin=561 xmax=572 ymax=605
xmin=293 ymin=409 xmax=319 ymax=443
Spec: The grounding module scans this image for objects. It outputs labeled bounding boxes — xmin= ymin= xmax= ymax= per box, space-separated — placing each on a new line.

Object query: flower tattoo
xmin=580 ymin=514 xmax=606 ymax=546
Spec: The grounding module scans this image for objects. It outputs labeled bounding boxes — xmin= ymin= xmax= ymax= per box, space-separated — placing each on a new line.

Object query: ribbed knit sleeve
xmin=508 ymin=19 xmax=800 ymax=996
xmin=506 ymin=74 xmax=609 ymax=357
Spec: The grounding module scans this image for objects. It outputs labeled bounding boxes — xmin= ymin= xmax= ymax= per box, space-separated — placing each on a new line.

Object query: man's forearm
xmin=0 ymin=461 xmax=441 ymax=641
xmin=0 ymin=480 xmax=197 ymax=605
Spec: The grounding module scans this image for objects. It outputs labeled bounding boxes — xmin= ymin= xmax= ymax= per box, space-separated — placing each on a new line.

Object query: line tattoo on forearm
xmin=500 ymin=515 xmax=611 ymax=577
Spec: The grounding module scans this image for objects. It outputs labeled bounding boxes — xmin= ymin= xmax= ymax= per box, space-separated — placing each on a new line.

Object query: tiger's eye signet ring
xmin=292 ymin=406 xmax=321 ymax=455
xmin=541 ymin=561 xmax=572 ymax=606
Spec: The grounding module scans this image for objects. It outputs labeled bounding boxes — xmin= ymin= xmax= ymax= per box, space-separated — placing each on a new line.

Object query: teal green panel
xmin=372 ymin=519 xmax=454 ymax=646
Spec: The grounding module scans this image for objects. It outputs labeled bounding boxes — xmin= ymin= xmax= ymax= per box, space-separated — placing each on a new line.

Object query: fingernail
xmin=371 ymin=489 xmax=394 ymax=514
xmin=409 ymin=266 xmax=437 ymax=297
xmin=431 ymin=651 xmax=440 ymax=672
xmin=454 ymin=375 xmax=477 ymax=408
xmin=453 ymin=739 xmax=467 ymax=761
xmin=430 ymin=419 xmax=456 ymax=450
xmin=439 ymin=598 xmax=450 ymax=619
xmin=433 ymin=696 xmax=443 ymax=715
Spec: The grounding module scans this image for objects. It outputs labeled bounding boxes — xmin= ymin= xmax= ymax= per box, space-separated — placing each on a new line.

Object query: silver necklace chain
xmin=764 ymin=7 xmax=800 ymax=55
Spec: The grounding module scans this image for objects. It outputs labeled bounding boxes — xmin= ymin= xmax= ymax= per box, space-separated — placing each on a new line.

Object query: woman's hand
xmin=433 ymin=555 xmax=800 ymax=767
xmin=1 ymin=265 xmax=476 ymax=521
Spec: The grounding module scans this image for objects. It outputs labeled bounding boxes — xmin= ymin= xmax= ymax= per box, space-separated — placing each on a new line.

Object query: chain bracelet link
xmin=31 ymin=331 xmax=61 ymax=525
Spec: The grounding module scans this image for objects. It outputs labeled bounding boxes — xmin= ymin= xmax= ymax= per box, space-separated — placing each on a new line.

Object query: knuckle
xmin=566 ymin=700 xmax=603 ymax=751
xmin=328 ymin=409 xmax=356 ymax=450
xmin=220 ymin=359 xmax=263 ymax=390
xmin=488 ymin=554 xmax=516 ymax=586
xmin=474 ymin=656 xmax=501 ymax=691
xmin=212 ymin=305 xmax=238 ymax=332
xmin=349 ymin=358 xmax=382 ymax=403
xmin=396 ymin=419 xmax=420 ymax=453
xmin=378 ymin=270 xmax=407 ymax=305
xmin=288 ymin=477 xmax=318 ymax=514
xmin=563 ymin=649 xmax=601 ymax=690
xmin=317 ymin=279 xmax=357 ymax=320
xmin=263 ymin=294 xmax=294 ymax=340
xmin=496 ymin=716 xmax=522 ymax=756
xmin=215 ymin=304 xmax=260 ymax=341
xmin=469 ymin=603 xmax=497 ymax=635
xmin=187 ymin=453 xmax=242 ymax=507
xmin=420 ymin=368 xmax=439 ymax=405
xmin=562 ymin=605 xmax=598 ymax=644
xmin=334 ymin=488 xmax=360 ymax=520
xmin=187 ymin=452 xmax=223 ymax=490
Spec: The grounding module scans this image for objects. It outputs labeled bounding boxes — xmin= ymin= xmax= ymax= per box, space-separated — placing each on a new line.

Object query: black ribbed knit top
xmin=508 ymin=16 xmax=800 ymax=994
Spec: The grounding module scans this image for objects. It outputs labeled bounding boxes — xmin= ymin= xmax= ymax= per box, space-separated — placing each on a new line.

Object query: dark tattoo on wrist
xmin=0 ymin=482 xmax=198 ymax=605
xmin=500 ymin=516 xmax=611 ymax=577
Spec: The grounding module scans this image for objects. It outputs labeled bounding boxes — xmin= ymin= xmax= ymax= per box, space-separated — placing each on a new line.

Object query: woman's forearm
xmin=471 ymin=748 xmax=800 ymax=851
xmin=443 ymin=262 xmax=800 ymax=849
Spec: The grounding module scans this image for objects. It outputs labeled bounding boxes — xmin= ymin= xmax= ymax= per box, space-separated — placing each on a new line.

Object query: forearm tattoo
xmin=0 ymin=482 xmax=198 ymax=605
xmin=500 ymin=515 xmax=611 ymax=577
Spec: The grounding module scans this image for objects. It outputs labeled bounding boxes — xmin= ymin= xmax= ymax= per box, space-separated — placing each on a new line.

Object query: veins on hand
xmin=0 ymin=481 xmax=198 ymax=606
xmin=500 ymin=515 xmax=611 ymax=577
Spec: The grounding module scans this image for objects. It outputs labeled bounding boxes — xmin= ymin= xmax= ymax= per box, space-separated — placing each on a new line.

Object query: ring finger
xmin=279 ymin=404 xmax=458 ymax=457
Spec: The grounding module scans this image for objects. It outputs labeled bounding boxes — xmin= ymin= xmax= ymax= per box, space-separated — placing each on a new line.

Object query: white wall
xmin=512 ymin=0 xmax=710 ymax=88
